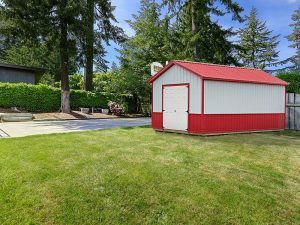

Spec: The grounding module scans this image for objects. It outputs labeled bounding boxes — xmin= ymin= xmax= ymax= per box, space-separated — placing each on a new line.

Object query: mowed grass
xmin=0 ymin=127 xmax=299 ymax=225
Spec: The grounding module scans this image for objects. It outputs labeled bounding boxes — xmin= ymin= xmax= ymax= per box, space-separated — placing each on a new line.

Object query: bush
xmin=277 ymin=71 xmax=300 ymax=93
xmin=105 ymin=93 xmax=137 ymax=113
xmin=0 ymin=83 xmax=108 ymax=112
xmin=0 ymin=83 xmax=61 ymax=112
xmin=108 ymin=101 xmax=124 ymax=116
xmin=70 ymin=90 xmax=107 ymax=109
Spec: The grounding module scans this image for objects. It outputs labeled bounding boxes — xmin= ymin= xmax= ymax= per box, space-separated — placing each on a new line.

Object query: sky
xmin=105 ymin=0 xmax=299 ymax=69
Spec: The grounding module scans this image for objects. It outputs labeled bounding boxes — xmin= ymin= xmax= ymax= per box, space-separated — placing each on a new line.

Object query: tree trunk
xmin=60 ymin=0 xmax=70 ymax=113
xmin=191 ymin=0 xmax=198 ymax=61
xmin=84 ymin=0 xmax=94 ymax=91
xmin=61 ymin=90 xmax=70 ymax=113
xmin=132 ymin=93 xmax=139 ymax=113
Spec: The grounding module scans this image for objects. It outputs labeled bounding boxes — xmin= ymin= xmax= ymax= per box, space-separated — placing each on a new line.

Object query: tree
xmin=118 ymin=0 xmax=169 ymax=112
xmin=1 ymin=0 xmax=123 ymax=112
xmin=285 ymin=6 xmax=300 ymax=71
xmin=0 ymin=41 xmax=77 ymax=83
xmin=82 ymin=0 xmax=95 ymax=91
xmin=0 ymin=0 xmax=83 ymax=112
xmin=277 ymin=72 xmax=300 ymax=93
xmin=111 ymin=61 xmax=118 ymax=72
xmin=79 ymin=0 xmax=125 ymax=91
xmin=237 ymin=7 xmax=280 ymax=69
xmin=69 ymin=74 xmax=84 ymax=90
xmin=162 ymin=0 xmax=243 ymax=64
xmin=93 ymin=71 xmax=113 ymax=92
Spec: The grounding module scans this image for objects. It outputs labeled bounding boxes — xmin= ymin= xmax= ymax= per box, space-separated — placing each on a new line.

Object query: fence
xmin=286 ymin=93 xmax=300 ymax=131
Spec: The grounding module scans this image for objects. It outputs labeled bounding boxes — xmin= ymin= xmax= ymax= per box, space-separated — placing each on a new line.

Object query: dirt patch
xmin=33 ymin=112 xmax=83 ymax=121
xmin=72 ymin=111 xmax=118 ymax=119
xmin=1 ymin=107 xmax=141 ymax=121
xmin=0 ymin=108 xmax=27 ymax=113
xmin=33 ymin=111 xmax=118 ymax=121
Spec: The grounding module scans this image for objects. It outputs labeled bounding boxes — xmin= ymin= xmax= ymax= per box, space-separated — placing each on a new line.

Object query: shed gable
xmin=148 ymin=60 xmax=288 ymax=86
xmin=152 ymin=65 xmax=202 ymax=114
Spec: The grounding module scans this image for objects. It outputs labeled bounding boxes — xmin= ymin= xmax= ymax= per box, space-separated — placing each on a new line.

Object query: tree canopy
xmin=162 ymin=0 xmax=244 ymax=64
xmin=237 ymin=7 xmax=280 ymax=70
xmin=285 ymin=6 xmax=300 ymax=71
xmin=0 ymin=0 xmax=123 ymax=112
xmin=277 ymin=71 xmax=300 ymax=93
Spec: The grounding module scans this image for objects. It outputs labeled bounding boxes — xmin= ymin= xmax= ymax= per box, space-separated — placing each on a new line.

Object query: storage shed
xmin=148 ymin=60 xmax=288 ymax=135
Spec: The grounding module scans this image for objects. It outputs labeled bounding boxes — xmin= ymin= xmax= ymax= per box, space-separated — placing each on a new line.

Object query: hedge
xmin=70 ymin=90 xmax=108 ymax=109
xmin=0 ymin=83 xmax=108 ymax=112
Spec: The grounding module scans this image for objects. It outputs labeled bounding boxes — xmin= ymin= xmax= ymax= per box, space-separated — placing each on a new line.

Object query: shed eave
xmin=147 ymin=60 xmax=288 ymax=86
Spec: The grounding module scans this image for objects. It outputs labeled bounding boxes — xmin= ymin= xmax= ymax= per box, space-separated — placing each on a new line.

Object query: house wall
xmin=0 ymin=68 xmax=36 ymax=84
xmin=204 ymin=80 xmax=285 ymax=114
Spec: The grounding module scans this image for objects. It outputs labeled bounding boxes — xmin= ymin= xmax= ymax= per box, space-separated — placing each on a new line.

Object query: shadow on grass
xmin=273 ymin=130 xmax=300 ymax=138
xmin=153 ymin=130 xmax=300 ymax=147
xmin=120 ymin=125 xmax=151 ymax=130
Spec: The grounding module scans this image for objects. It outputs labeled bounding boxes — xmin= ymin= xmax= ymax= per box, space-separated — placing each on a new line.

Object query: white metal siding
xmin=204 ymin=81 xmax=285 ymax=114
xmin=153 ymin=65 xmax=202 ymax=113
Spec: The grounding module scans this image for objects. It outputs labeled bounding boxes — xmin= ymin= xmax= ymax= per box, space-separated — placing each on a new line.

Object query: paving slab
xmin=0 ymin=118 xmax=150 ymax=138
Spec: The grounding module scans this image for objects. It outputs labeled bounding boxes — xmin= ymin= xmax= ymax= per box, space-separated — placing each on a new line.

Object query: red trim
xmin=188 ymin=114 xmax=203 ymax=133
xmin=162 ymin=83 xmax=190 ymax=87
xmin=155 ymin=113 xmax=285 ymax=134
xmin=162 ymin=83 xmax=190 ymax=131
xmin=151 ymin=84 xmax=153 ymax=115
xmin=284 ymin=86 xmax=286 ymax=129
xmin=201 ymin=79 xmax=205 ymax=114
xmin=147 ymin=60 xmax=288 ymax=86
xmin=200 ymin=113 xmax=285 ymax=134
xmin=152 ymin=112 xmax=163 ymax=129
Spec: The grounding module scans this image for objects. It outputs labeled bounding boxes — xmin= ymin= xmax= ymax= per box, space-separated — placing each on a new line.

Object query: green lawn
xmin=0 ymin=127 xmax=299 ymax=225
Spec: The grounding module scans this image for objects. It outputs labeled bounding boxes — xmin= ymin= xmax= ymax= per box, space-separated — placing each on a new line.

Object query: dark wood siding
xmin=0 ymin=68 xmax=36 ymax=84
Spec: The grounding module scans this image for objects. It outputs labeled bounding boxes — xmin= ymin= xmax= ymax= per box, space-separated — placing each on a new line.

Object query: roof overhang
xmin=0 ymin=63 xmax=44 ymax=73
xmin=147 ymin=60 xmax=288 ymax=86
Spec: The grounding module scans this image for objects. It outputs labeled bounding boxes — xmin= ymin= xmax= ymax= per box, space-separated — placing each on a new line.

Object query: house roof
xmin=147 ymin=60 xmax=288 ymax=86
xmin=0 ymin=63 xmax=44 ymax=73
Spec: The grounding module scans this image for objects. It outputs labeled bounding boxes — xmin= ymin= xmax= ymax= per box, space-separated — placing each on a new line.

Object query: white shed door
xmin=163 ymin=85 xmax=188 ymax=131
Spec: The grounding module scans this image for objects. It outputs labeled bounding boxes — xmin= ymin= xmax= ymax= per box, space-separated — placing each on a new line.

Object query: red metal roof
xmin=148 ymin=60 xmax=288 ymax=86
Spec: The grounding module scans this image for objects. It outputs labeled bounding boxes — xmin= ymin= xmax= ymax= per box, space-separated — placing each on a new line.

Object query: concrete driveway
xmin=0 ymin=118 xmax=151 ymax=138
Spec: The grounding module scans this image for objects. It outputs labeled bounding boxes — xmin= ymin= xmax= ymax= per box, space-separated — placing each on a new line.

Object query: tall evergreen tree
xmin=238 ymin=7 xmax=280 ymax=69
xmin=83 ymin=0 xmax=95 ymax=91
xmin=118 ymin=0 xmax=169 ymax=112
xmin=1 ymin=0 xmax=82 ymax=112
xmin=0 ymin=4 xmax=77 ymax=82
xmin=111 ymin=61 xmax=118 ymax=72
xmin=79 ymin=0 xmax=125 ymax=91
xmin=285 ymin=6 xmax=300 ymax=71
xmin=0 ymin=0 xmax=123 ymax=111
xmin=162 ymin=0 xmax=243 ymax=64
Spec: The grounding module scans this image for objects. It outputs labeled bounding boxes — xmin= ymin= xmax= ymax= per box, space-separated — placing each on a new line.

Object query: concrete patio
xmin=0 ymin=118 xmax=151 ymax=138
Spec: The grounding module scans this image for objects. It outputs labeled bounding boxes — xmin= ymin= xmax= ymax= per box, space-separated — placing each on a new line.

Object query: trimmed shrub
xmin=0 ymin=83 xmax=108 ymax=112
xmin=0 ymin=83 xmax=61 ymax=112
xmin=70 ymin=90 xmax=108 ymax=109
